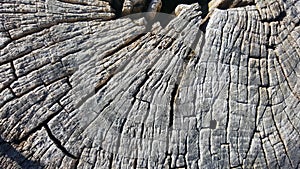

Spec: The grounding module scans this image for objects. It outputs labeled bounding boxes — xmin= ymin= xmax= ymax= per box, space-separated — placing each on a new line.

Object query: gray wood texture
xmin=0 ymin=0 xmax=299 ymax=168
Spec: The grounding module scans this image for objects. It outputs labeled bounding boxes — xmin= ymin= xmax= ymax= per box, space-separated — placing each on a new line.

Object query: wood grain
xmin=0 ymin=0 xmax=299 ymax=168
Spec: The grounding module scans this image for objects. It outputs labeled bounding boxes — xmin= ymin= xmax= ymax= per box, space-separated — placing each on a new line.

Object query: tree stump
xmin=0 ymin=0 xmax=299 ymax=168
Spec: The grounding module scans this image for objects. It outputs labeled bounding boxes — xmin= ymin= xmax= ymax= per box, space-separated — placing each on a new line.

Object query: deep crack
xmin=44 ymin=125 xmax=77 ymax=159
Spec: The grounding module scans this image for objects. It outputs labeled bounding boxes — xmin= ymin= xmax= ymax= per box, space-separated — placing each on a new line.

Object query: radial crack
xmin=44 ymin=125 xmax=77 ymax=159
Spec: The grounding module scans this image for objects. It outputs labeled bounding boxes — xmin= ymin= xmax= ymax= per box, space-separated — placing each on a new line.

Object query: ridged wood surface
xmin=0 ymin=0 xmax=299 ymax=168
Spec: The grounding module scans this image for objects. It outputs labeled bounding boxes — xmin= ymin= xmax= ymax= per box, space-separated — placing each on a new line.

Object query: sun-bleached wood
xmin=0 ymin=0 xmax=299 ymax=168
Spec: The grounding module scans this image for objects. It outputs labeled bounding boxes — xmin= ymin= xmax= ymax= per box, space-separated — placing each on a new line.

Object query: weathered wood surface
xmin=0 ymin=0 xmax=300 ymax=168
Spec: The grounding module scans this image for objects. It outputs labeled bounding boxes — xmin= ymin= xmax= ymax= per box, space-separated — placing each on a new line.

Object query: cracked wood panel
xmin=176 ymin=2 xmax=300 ymax=169
xmin=0 ymin=0 xmax=300 ymax=169
xmin=0 ymin=0 xmax=115 ymax=49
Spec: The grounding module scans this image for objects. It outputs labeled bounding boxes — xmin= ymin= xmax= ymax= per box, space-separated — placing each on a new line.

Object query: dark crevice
xmin=94 ymin=73 xmax=114 ymax=94
xmin=200 ymin=17 xmax=209 ymax=32
xmin=43 ymin=75 xmax=72 ymax=87
xmin=244 ymin=88 xmax=261 ymax=160
xmin=131 ymin=68 xmax=152 ymax=104
xmin=215 ymin=1 xmax=255 ymax=10
xmin=134 ymin=97 xmax=151 ymax=105
xmin=165 ymin=154 xmax=172 ymax=169
xmin=261 ymin=11 xmax=287 ymax=23
xmin=66 ymin=77 xmax=73 ymax=88
xmin=264 ymin=45 xmax=288 ymax=167
xmin=102 ymin=33 xmax=146 ymax=60
xmin=115 ymin=0 xmax=211 ymax=22
xmin=0 ymin=46 xmax=33 ymax=65
xmin=295 ymin=20 xmax=300 ymax=27
xmin=71 ymin=148 xmax=84 ymax=169
xmin=111 ymin=0 xmax=124 ymax=18
xmin=113 ymin=0 xmax=210 ymax=39
xmin=140 ymin=123 xmax=145 ymax=139
xmin=160 ymin=0 xmax=210 ymax=25
xmin=62 ymin=49 xmax=82 ymax=59
xmin=169 ymin=83 xmax=178 ymax=128
xmin=75 ymin=33 xmax=145 ymax=109
xmin=44 ymin=125 xmax=77 ymax=159
xmin=0 ymin=17 xmax=112 ymax=53
xmin=133 ymin=158 xmax=137 ymax=169
xmin=160 ymin=0 xmax=206 ymax=14
xmin=99 ymin=99 xmax=114 ymax=113
xmin=57 ymin=0 xmax=90 ymax=6
xmin=200 ymin=1 xmax=256 ymax=32
xmin=259 ymin=135 xmax=271 ymax=168
xmin=266 ymin=44 xmax=276 ymax=50
xmin=1 ymin=28 xmax=83 ymax=67
xmin=112 ymin=68 xmax=153 ymax=157
xmin=168 ymin=47 xmax=194 ymax=130
xmin=13 ymin=109 xmax=62 ymax=144
xmin=108 ymin=153 xmax=114 ymax=169
xmin=269 ymin=108 xmax=294 ymax=167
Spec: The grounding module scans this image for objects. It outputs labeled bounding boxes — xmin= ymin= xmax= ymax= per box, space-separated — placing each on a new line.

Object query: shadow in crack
xmin=161 ymin=0 xmax=210 ymax=17
xmin=0 ymin=137 xmax=43 ymax=169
